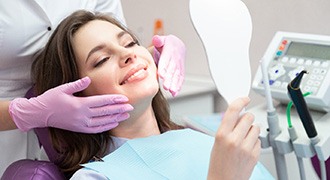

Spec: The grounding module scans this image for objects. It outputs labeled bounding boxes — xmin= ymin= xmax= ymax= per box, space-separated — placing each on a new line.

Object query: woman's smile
xmin=120 ymin=64 xmax=148 ymax=85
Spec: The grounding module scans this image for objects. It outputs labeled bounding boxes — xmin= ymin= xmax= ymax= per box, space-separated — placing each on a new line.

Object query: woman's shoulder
xmin=70 ymin=168 xmax=108 ymax=180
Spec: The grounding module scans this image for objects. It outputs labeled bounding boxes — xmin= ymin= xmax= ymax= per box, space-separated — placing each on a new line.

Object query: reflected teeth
xmin=122 ymin=69 xmax=145 ymax=85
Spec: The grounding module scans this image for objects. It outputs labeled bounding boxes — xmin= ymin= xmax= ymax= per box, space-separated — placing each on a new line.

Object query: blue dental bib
xmin=83 ymin=129 xmax=274 ymax=180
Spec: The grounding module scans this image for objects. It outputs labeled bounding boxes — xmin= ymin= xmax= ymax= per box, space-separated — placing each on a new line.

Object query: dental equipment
xmin=260 ymin=58 xmax=289 ymax=180
xmin=288 ymin=71 xmax=318 ymax=139
xmin=286 ymin=91 xmax=312 ymax=180
xmin=190 ymin=1 xmax=330 ymax=179
xmin=287 ymin=70 xmax=327 ymax=180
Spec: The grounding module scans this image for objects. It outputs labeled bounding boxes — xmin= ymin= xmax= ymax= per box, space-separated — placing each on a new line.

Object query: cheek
xmin=81 ymin=72 xmax=119 ymax=96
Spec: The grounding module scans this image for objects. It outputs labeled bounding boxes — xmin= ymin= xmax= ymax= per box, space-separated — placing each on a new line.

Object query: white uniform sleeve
xmin=94 ymin=0 xmax=126 ymax=25
xmin=70 ymin=168 xmax=108 ymax=180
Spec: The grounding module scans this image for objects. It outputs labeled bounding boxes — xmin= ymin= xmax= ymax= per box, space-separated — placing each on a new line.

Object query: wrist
xmin=9 ymin=98 xmax=37 ymax=132
xmin=0 ymin=100 xmax=17 ymax=130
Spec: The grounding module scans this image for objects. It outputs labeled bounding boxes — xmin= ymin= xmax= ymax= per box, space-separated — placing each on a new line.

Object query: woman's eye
xmin=94 ymin=57 xmax=110 ymax=67
xmin=125 ymin=41 xmax=137 ymax=48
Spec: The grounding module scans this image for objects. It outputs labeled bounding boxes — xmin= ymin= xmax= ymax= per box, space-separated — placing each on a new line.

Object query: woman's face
xmin=72 ymin=20 xmax=159 ymax=104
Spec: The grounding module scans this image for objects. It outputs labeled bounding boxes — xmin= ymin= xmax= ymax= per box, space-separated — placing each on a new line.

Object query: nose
xmin=119 ymin=48 xmax=136 ymax=67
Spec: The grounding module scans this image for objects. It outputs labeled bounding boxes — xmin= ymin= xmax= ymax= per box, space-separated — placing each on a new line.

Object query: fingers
xmin=243 ymin=124 xmax=261 ymax=151
xmin=245 ymin=127 xmax=262 ymax=168
xmin=61 ymin=76 xmax=91 ymax=94
xmin=83 ymin=94 xmax=130 ymax=107
xmin=232 ymin=112 xmax=255 ymax=142
xmin=154 ymin=34 xmax=185 ymax=97
xmin=86 ymin=103 xmax=133 ymax=127
xmin=89 ymin=103 xmax=134 ymax=117
xmin=88 ymin=112 xmax=130 ymax=127
xmin=157 ymin=51 xmax=171 ymax=79
xmin=219 ymin=97 xmax=250 ymax=134
xmin=209 ymin=98 xmax=260 ymax=180
xmin=83 ymin=122 xmax=120 ymax=134
xmin=159 ymin=56 xmax=184 ymax=97
xmin=168 ymin=69 xmax=183 ymax=97
xmin=152 ymin=35 xmax=165 ymax=48
xmin=161 ymin=57 xmax=176 ymax=90
xmin=251 ymin=138 xmax=261 ymax=161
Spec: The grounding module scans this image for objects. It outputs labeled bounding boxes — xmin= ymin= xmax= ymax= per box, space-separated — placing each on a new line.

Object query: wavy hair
xmin=31 ymin=10 xmax=182 ymax=177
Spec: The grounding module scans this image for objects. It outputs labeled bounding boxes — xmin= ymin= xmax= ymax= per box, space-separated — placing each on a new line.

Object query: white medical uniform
xmin=0 ymin=0 xmax=125 ymax=176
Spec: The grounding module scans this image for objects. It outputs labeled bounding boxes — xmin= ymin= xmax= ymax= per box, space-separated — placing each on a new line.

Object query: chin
xmin=128 ymin=86 xmax=159 ymax=105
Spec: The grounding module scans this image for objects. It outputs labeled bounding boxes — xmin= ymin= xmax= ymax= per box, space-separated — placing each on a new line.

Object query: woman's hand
xmin=208 ymin=97 xmax=261 ymax=180
xmin=9 ymin=77 xmax=134 ymax=133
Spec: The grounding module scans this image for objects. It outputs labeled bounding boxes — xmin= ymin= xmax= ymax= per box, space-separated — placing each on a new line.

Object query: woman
xmin=32 ymin=10 xmax=270 ymax=180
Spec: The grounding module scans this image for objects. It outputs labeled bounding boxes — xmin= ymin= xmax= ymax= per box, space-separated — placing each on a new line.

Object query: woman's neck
xmin=109 ymin=105 xmax=160 ymax=139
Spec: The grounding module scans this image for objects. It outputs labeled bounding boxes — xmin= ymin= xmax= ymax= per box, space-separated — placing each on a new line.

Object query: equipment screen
xmin=285 ymin=41 xmax=330 ymax=60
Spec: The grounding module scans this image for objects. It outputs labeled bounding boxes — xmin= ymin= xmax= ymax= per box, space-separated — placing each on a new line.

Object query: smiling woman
xmin=72 ymin=19 xmax=159 ymax=105
xmin=31 ymin=10 xmax=272 ymax=180
xmin=31 ymin=10 xmax=182 ymax=177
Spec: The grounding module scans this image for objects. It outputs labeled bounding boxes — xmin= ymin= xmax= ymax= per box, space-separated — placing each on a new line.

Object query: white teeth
xmin=128 ymin=69 xmax=144 ymax=80
xmin=122 ymin=69 xmax=145 ymax=85
xmin=131 ymin=69 xmax=144 ymax=77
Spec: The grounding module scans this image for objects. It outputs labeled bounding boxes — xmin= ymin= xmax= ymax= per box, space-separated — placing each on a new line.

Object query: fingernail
xmin=116 ymin=113 xmax=130 ymax=122
xmin=125 ymin=105 xmax=134 ymax=111
xmin=118 ymin=104 xmax=134 ymax=113
xmin=81 ymin=76 xmax=91 ymax=84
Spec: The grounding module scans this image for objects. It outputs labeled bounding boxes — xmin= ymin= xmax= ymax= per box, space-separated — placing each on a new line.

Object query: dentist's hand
xmin=208 ymin=97 xmax=261 ymax=180
xmin=9 ymin=77 xmax=133 ymax=133
xmin=152 ymin=35 xmax=186 ymax=97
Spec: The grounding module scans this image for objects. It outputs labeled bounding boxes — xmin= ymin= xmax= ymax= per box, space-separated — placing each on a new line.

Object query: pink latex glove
xmin=9 ymin=77 xmax=133 ymax=133
xmin=152 ymin=35 xmax=186 ymax=97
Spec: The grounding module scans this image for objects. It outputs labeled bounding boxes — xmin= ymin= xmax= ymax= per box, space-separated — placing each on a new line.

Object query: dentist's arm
xmin=0 ymin=100 xmax=14 ymax=130
xmin=208 ymin=97 xmax=261 ymax=180
xmin=150 ymin=35 xmax=186 ymax=97
xmin=1 ymin=77 xmax=133 ymax=133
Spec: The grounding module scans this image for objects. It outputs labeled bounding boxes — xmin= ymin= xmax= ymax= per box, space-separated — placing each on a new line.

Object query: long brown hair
xmin=32 ymin=10 xmax=181 ymax=177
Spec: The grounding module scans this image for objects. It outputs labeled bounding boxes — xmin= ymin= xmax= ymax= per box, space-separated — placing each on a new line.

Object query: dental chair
xmin=1 ymin=88 xmax=65 ymax=180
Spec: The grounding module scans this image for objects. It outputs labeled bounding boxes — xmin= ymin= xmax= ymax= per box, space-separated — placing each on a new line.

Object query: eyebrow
xmin=117 ymin=31 xmax=128 ymax=39
xmin=85 ymin=44 xmax=106 ymax=64
xmin=85 ymin=31 xmax=129 ymax=64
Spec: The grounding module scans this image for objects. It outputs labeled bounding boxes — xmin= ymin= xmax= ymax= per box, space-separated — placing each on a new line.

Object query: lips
xmin=120 ymin=64 xmax=148 ymax=85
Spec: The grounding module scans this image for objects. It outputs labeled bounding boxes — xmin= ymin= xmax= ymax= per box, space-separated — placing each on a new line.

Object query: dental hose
xmin=260 ymin=58 xmax=288 ymax=180
xmin=287 ymin=70 xmax=326 ymax=180
xmin=286 ymin=93 xmax=311 ymax=180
